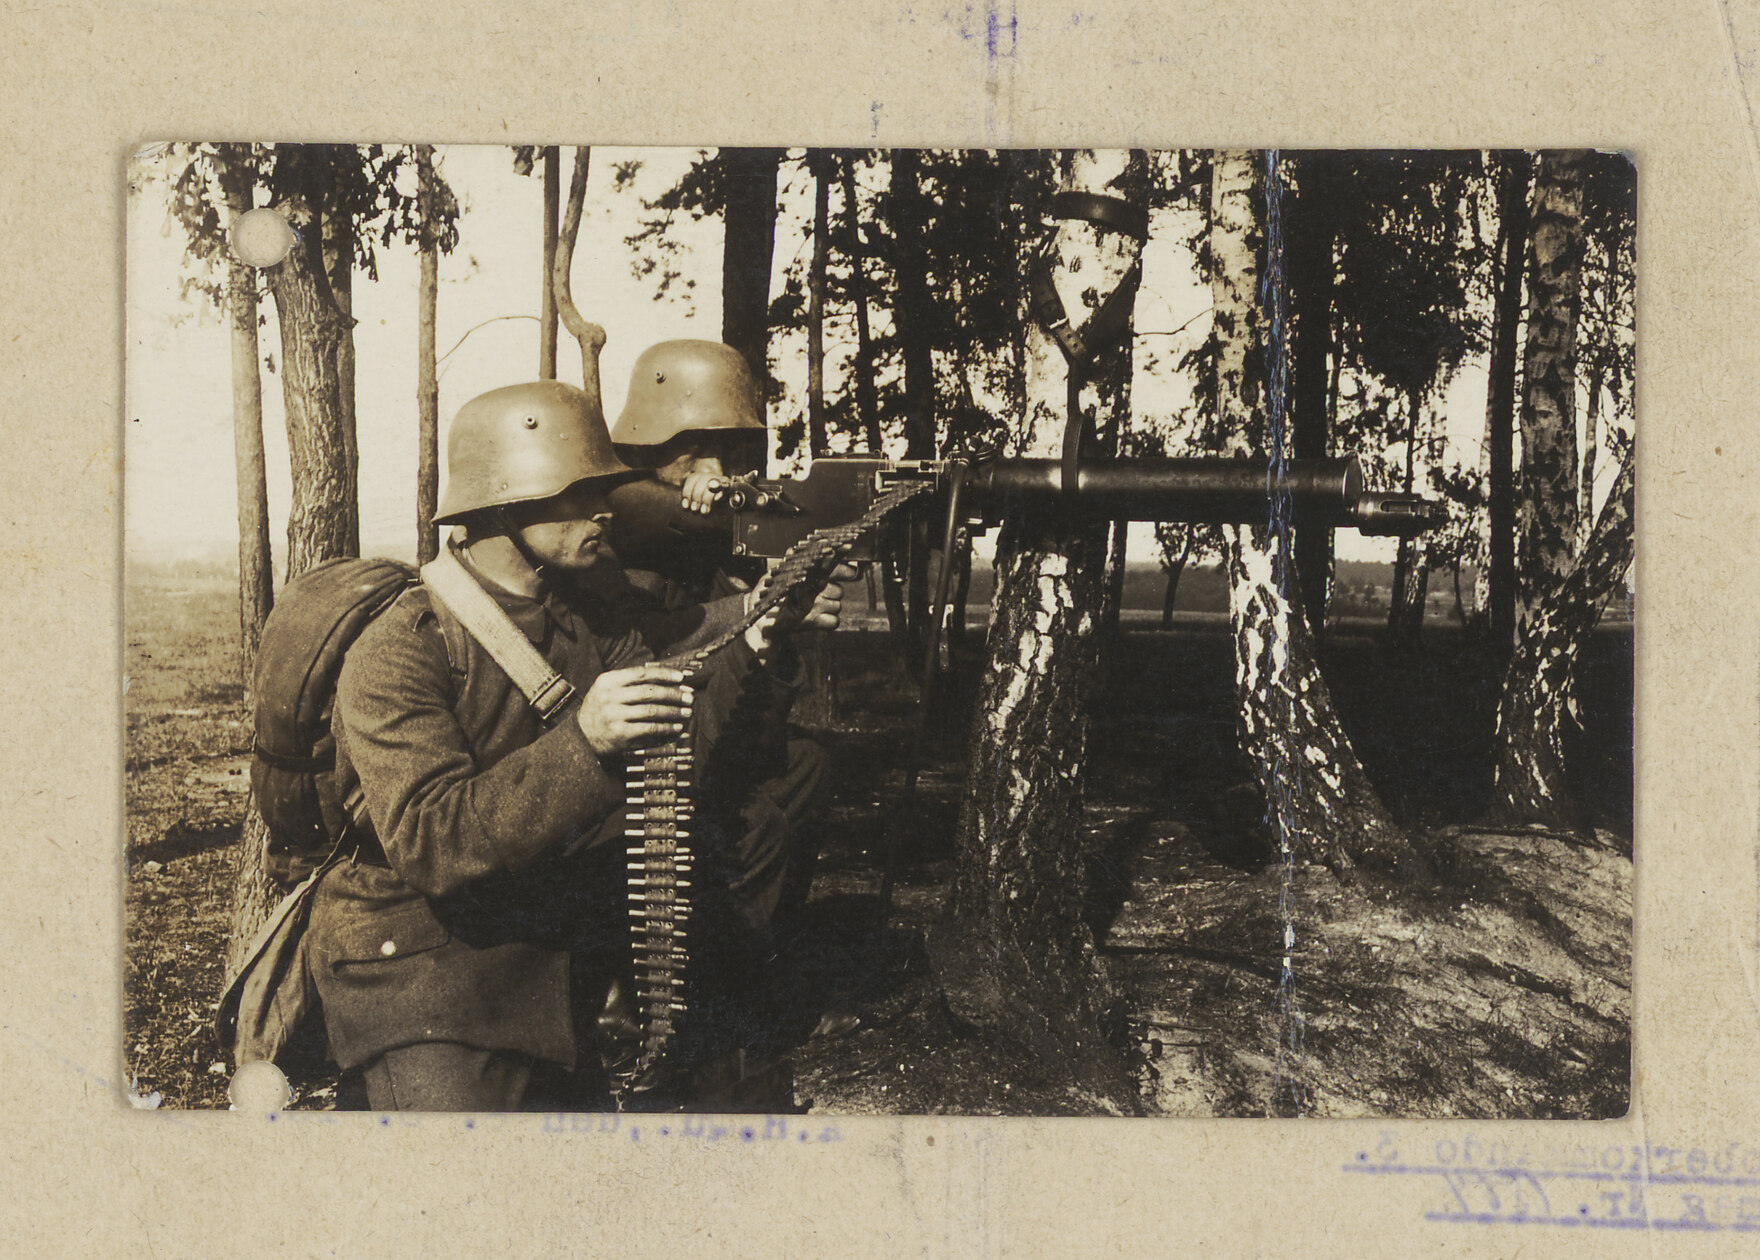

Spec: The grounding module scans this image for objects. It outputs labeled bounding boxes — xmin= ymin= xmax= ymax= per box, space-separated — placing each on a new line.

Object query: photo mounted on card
xmin=125 ymin=144 xmax=1633 ymax=1118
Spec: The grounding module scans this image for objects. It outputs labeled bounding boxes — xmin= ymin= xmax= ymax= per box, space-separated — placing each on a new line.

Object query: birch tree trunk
xmin=1211 ymin=150 xmax=1419 ymax=877
xmin=1493 ymin=150 xmax=1605 ymax=827
xmin=1579 ymin=360 xmax=1603 ymax=548
xmin=1492 ymin=449 xmax=1634 ymax=826
xmin=219 ymin=157 xmax=273 ymax=681
xmin=934 ymin=150 xmax=1145 ymax=1111
xmin=266 ymin=146 xmax=357 ymax=579
xmin=1517 ymin=150 xmax=1589 ymax=624
xmin=416 ymin=145 xmax=441 ymax=565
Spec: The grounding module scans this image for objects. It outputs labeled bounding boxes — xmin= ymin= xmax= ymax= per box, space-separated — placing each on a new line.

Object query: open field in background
xmin=125 ymin=566 xmax=1633 ymax=1115
xmin=125 ymin=568 xmax=251 ymax=1107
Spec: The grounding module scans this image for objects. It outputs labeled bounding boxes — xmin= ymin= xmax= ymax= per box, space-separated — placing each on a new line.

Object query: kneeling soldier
xmin=604 ymin=341 xmax=837 ymax=933
xmin=304 ymin=380 xmax=833 ymax=1111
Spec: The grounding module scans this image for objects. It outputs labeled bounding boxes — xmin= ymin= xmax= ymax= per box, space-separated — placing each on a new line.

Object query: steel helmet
xmin=435 ymin=380 xmax=631 ymax=523
xmin=611 ymin=340 xmax=767 ymax=447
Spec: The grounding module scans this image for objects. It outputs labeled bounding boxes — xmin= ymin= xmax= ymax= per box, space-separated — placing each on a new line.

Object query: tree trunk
xmin=1387 ymin=389 xmax=1421 ymax=640
xmin=946 ymin=527 xmax=973 ymax=658
xmin=1388 ymin=388 xmax=1429 ymax=648
xmin=794 ymin=153 xmax=838 ymax=724
xmin=1485 ymin=152 xmax=1530 ymax=653
xmin=807 ymin=151 xmax=831 ymax=455
xmin=224 ymin=811 xmax=278 ymax=983
xmin=1288 ymin=158 xmax=1336 ymax=641
xmin=1101 ymin=521 xmax=1129 ymax=634
xmin=321 ymin=191 xmax=359 ymax=551
xmin=1211 ymin=150 xmax=1418 ymax=877
xmin=841 ymin=156 xmax=882 ymax=453
xmin=890 ymin=150 xmax=937 ymax=461
xmin=267 ymin=147 xmax=357 ymax=579
xmin=1492 ymin=449 xmax=1634 ymax=827
xmin=416 ymin=145 xmax=441 ymax=565
xmin=219 ymin=159 xmax=273 ymax=682
xmin=720 ymin=147 xmax=783 ymax=381
xmin=1517 ymin=150 xmax=1589 ymax=625
xmin=553 ymin=148 xmax=608 ymax=405
xmin=1159 ymin=527 xmax=1193 ymax=628
xmin=890 ymin=150 xmax=937 ymax=648
xmin=1396 ymin=542 xmax=1431 ymax=642
xmin=539 ymin=146 xmax=560 ymax=380
xmin=935 ymin=150 xmax=1146 ymax=1112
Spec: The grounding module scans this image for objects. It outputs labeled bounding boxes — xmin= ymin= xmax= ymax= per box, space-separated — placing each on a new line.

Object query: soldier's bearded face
xmin=507 ymin=482 xmax=615 ymax=572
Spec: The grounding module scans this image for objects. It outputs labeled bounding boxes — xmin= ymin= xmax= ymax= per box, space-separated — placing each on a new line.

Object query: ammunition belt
xmin=616 ymin=475 xmax=935 ymax=1102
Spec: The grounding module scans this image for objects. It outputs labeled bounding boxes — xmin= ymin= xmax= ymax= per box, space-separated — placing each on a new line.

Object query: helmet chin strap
xmin=494 ymin=507 xmax=550 ymax=586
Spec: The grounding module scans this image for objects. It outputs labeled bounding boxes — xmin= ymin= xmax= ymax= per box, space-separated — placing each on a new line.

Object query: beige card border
xmin=4 ymin=0 xmax=1755 ymax=1254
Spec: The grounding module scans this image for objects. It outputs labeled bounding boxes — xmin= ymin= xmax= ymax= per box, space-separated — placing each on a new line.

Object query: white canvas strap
xmin=420 ymin=549 xmax=577 ymax=722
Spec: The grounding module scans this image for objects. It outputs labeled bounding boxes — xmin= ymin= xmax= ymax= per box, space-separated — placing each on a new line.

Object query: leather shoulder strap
xmin=419 ymin=550 xmax=577 ymax=723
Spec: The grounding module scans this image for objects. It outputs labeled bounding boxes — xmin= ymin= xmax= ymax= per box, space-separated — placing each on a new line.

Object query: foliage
xmin=161 ymin=143 xmax=461 ymax=309
xmin=617 ymin=147 xmax=1064 ymax=464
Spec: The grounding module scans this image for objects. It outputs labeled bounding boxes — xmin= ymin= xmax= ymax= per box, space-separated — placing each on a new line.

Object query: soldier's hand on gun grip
xmin=576 ymin=665 xmax=691 ymax=756
xmin=802 ymin=562 xmax=859 ymax=631
xmin=678 ymin=466 xmax=726 ymax=515
xmin=742 ymin=558 xmax=860 ymax=658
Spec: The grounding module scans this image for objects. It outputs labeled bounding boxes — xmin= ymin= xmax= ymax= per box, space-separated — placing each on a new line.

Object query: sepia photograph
xmin=125 ymin=142 xmax=1635 ymax=1118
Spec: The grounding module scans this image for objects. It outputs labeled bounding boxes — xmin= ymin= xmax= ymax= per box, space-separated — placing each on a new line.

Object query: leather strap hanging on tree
xmin=1026 ymin=190 xmax=1149 ymax=495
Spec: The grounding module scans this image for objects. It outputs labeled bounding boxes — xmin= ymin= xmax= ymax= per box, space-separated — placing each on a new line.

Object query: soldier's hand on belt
xmin=576 ymin=665 xmax=692 ymax=756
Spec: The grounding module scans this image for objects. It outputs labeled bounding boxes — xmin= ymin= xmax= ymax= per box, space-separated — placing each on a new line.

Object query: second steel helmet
xmin=435 ymin=380 xmax=631 ymax=523
xmin=611 ymin=340 xmax=767 ymax=447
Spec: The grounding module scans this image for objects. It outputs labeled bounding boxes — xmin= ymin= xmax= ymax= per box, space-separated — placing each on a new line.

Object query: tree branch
xmin=552 ymin=147 xmax=607 ymax=403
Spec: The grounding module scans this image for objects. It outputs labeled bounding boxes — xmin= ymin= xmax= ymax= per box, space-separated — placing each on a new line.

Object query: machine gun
xmin=609 ymin=453 xmax=1437 ymax=571
xmin=708 ymin=453 xmax=1437 ymax=561
xmin=602 ymin=453 xmax=1439 ymax=1101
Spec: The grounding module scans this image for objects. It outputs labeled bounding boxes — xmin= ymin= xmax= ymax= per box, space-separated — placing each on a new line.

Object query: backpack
xmin=221 ymin=550 xmax=582 ymax=1070
xmin=249 ymin=557 xmax=418 ymax=887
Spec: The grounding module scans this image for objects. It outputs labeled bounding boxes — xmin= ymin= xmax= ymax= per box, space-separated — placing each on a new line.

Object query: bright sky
xmin=126 ymin=146 xmax=1562 ymax=573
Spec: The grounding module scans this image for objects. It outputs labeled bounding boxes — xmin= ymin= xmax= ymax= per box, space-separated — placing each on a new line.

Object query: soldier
xmin=303 ymin=380 xmax=839 ymax=1111
xmin=603 ymin=342 xmax=839 ymax=939
xmin=604 ymin=339 xmax=771 ymax=611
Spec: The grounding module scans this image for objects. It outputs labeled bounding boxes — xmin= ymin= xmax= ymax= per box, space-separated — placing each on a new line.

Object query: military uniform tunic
xmin=305 ymin=555 xmax=772 ymax=1073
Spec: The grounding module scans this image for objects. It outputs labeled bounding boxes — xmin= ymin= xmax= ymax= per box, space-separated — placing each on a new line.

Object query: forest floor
xmin=125 ymin=571 xmax=1632 ymax=1117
